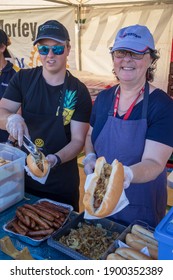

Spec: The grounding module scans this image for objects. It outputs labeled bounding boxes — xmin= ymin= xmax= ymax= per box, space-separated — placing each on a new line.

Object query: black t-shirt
xmin=3 ymin=67 xmax=92 ymax=141
xmin=0 ymin=61 xmax=19 ymax=142
xmin=91 ymin=85 xmax=173 ymax=147
xmin=0 ymin=61 xmax=19 ymax=99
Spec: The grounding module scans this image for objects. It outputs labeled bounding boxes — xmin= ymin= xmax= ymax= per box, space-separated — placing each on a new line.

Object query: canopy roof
xmin=1 ymin=0 xmax=172 ymax=10
xmin=48 ymin=0 xmax=173 ymax=6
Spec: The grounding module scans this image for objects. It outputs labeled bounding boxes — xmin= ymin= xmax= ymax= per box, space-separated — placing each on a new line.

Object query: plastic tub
xmin=0 ymin=144 xmax=26 ymax=212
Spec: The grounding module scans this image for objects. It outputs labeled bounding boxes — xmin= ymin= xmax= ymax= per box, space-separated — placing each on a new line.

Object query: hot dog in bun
xmin=83 ymin=156 xmax=124 ymax=218
xmin=27 ymin=152 xmax=49 ymax=177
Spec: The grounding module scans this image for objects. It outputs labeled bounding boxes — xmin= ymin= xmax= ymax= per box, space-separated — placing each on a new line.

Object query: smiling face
xmin=37 ymin=38 xmax=71 ymax=75
xmin=112 ymin=50 xmax=152 ymax=86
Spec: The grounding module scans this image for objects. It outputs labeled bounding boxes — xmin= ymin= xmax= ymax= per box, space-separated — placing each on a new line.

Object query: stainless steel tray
xmin=3 ymin=198 xmax=73 ymax=246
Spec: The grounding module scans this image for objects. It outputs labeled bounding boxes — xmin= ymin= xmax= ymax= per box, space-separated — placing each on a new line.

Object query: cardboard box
xmin=0 ymin=144 xmax=26 ymax=212
xmin=154 ymin=207 xmax=173 ymax=259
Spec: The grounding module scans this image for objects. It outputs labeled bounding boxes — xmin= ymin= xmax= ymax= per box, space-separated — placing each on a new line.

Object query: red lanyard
xmin=113 ymin=86 xmax=144 ymax=120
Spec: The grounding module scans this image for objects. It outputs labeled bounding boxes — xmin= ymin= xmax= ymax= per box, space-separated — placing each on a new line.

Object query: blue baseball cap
xmin=111 ymin=24 xmax=155 ymax=53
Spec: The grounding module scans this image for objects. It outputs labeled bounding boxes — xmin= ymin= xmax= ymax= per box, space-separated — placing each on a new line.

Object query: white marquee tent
xmin=0 ymin=0 xmax=173 ymax=91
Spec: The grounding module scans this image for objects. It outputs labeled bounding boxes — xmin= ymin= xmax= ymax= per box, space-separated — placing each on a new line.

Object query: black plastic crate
xmin=47 ymin=212 xmax=126 ymax=260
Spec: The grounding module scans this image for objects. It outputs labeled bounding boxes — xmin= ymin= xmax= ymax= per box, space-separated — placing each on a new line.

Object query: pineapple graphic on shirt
xmin=62 ymin=89 xmax=77 ymax=125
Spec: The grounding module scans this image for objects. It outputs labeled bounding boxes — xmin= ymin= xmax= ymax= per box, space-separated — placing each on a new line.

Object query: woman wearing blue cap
xmin=83 ymin=24 xmax=173 ymax=227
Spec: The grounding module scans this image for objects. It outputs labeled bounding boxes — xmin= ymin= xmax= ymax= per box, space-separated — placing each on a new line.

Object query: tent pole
xmin=77 ymin=5 xmax=82 ymax=71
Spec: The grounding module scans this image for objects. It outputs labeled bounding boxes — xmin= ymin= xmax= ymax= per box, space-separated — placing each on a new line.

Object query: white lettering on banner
xmin=0 ymin=20 xmax=37 ymax=41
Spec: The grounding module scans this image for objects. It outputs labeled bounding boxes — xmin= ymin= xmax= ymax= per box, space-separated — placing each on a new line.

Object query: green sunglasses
xmin=37 ymin=45 xmax=65 ymax=55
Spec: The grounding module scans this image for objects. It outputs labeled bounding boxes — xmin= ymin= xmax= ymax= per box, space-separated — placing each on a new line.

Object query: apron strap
xmin=141 ymin=81 xmax=149 ymax=119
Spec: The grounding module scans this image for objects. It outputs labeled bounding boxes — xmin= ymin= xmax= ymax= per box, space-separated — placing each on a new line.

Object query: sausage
xmin=16 ymin=208 xmax=30 ymax=227
xmin=11 ymin=220 xmax=27 ymax=235
xmin=39 ymin=201 xmax=69 ymax=214
xmin=30 ymin=219 xmax=36 ymax=229
xmin=36 ymin=204 xmax=60 ymax=219
xmin=54 ymin=218 xmax=63 ymax=226
xmin=23 ymin=204 xmax=54 ymax=222
xmin=20 ymin=207 xmax=50 ymax=229
xmin=59 ymin=215 xmax=66 ymax=223
xmin=40 ymin=217 xmax=54 ymax=227
xmin=27 ymin=228 xmax=54 ymax=237
xmin=53 ymin=221 xmax=62 ymax=229
xmin=17 ymin=220 xmax=29 ymax=233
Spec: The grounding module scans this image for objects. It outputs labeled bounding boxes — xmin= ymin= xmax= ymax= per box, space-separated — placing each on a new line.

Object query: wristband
xmin=6 ymin=139 xmax=17 ymax=147
xmin=54 ymin=154 xmax=62 ymax=167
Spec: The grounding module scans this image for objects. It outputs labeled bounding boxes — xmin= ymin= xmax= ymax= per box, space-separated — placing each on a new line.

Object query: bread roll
xmin=106 ymin=253 xmax=126 ymax=260
xmin=26 ymin=152 xmax=49 ymax=177
xmin=125 ymin=233 xmax=158 ymax=259
xmin=115 ymin=247 xmax=153 ymax=260
xmin=131 ymin=224 xmax=158 ymax=247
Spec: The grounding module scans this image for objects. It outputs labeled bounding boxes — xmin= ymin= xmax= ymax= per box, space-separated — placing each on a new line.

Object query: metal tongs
xmin=23 ymin=135 xmax=41 ymax=160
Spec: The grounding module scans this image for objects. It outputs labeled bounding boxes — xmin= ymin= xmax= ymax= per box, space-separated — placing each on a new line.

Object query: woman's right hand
xmin=83 ymin=153 xmax=97 ymax=175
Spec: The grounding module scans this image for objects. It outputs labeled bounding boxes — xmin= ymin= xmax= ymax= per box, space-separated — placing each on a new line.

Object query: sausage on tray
xmin=35 ymin=204 xmax=60 ymax=219
xmin=11 ymin=220 xmax=27 ymax=235
xmin=23 ymin=204 xmax=55 ymax=222
xmin=39 ymin=201 xmax=70 ymax=214
xmin=19 ymin=207 xmax=50 ymax=230
xmin=27 ymin=228 xmax=54 ymax=237
xmin=16 ymin=209 xmax=30 ymax=227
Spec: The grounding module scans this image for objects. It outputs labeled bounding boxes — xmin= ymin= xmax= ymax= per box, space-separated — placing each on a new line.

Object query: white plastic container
xmin=0 ymin=143 xmax=26 ymax=212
